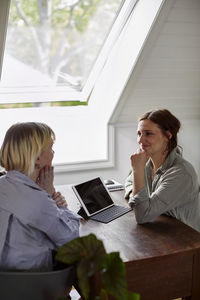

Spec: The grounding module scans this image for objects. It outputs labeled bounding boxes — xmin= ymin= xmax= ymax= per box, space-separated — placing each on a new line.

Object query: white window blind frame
xmin=0 ymin=0 xmax=10 ymax=80
xmin=82 ymin=0 xmax=139 ymax=99
xmin=0 ymin=0 xmax=139 ymax=104
xmin=0 ymin=85 xmax=82 ymax=103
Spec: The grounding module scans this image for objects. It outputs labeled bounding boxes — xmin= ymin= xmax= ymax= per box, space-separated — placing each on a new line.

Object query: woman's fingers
xmin=37 ymin=166 xmax=55 ymax=195
xmin=53 ymin=191 xmax=68 ymax=207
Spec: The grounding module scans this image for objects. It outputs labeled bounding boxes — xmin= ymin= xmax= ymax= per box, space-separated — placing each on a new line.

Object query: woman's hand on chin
xmin=130 ymin=148 xmax=149 ymax=172
xmin=37 ymin=165 xmax=55 ymax=195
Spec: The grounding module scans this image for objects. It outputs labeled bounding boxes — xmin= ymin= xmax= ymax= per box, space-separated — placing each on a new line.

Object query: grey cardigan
xmin=125 ymin=147 xmax=200 ymax=232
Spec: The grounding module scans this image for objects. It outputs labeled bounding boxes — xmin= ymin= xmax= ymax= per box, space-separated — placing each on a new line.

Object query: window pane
xmin=1 ymin=0 xmax=122 ymax=102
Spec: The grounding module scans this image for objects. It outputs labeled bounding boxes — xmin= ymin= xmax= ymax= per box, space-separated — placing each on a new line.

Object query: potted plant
xmin=55 ymin=234 xmax=140 ymax=300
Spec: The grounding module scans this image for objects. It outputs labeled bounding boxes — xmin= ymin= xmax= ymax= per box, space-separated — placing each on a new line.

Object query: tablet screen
xmin=73 ymin=177 xmax=113 ymax=215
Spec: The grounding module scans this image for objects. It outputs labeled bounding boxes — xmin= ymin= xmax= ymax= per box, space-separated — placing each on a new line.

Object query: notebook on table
xmin=104 ymin=179 xmax=124 ymax=191
xmin=72 ymin=177 xmax=132 ymax=223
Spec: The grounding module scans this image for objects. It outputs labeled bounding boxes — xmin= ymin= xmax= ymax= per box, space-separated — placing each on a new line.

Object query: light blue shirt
xmin=0 ymin=171 xmax=80 ymax=271
xmin=125 ymin=148 xmax=200 ymax=232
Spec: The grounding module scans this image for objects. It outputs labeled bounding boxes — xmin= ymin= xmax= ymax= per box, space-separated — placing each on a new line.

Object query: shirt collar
xmin=6 ymin=170 xmax=42 ymax=191
xmin=146 ymin=147 xmax=182 ymax=175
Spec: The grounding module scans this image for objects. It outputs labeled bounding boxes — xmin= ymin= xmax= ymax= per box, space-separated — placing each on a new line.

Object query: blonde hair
xmin=0 ymin=122 xmax=55 ymax=176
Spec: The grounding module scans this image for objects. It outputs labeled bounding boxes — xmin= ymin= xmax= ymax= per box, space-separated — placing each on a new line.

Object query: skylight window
xmin=0 ymin=0 xmax=124 ymax=106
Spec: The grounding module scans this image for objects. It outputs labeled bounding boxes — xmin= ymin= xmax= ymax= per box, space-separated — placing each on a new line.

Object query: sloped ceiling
xmin=110 ymin=0 xmax=200 ymax=124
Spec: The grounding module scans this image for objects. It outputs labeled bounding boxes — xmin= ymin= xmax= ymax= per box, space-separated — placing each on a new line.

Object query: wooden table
xmin=58 ymin=185 xmax=200 ymax=300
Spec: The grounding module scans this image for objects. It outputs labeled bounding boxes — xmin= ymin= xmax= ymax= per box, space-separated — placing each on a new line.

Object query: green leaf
xmin=101 ymin=252 xmax=127 ymax=300
xmin=76 ymin=259 xmax=90 ymax=300
xmin=55 ymin=234 xmax=106 ymax=267
xmin=101 ymin=252 xmax=140 ymax=300
xmin=56 ymin=234 xmax=107 ymax=300
xmin=126 ymin=291 xmax=140 ymax=300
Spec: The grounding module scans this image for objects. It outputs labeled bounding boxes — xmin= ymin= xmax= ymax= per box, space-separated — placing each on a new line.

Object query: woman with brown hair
xmin=125 ymin=109 xmax=200 ymax=231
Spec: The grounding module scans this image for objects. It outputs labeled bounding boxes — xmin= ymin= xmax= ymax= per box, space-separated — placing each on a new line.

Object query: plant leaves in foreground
xmin=101 ymin=252 xmax=127 ymax=300
xmin=101 ymin=252 xmax=140 ymax=300
xmin=56 ymin=234 xmax=140 ymax=300
xmin=55 ymin=234 xmax=106 ymax=267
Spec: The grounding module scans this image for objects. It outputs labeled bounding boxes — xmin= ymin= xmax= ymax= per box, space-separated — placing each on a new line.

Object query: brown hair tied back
xmin=139 ymin=109 xmax=181 ymax=154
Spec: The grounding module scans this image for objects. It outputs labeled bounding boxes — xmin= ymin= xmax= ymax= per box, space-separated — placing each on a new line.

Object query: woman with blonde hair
xmin=0 ymin=122 xmax=80 ymax=271
xmin=125 ymin=109 xmax=200 ymax=231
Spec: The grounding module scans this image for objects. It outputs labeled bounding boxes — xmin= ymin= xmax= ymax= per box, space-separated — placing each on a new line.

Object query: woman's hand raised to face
xmin=130 ymin=149 xmax=149 ymax=172
xmin=37 ymin=166 xmax=67 ymax=207
xmin=37 ymin=165 xmax=55 ymax=196
xmin=131 ymin=149 xmax=149 ymax=196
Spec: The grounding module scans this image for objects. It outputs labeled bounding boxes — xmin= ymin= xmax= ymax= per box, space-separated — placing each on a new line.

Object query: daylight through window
xmin=0 ymin=0 xmax=125 ymax=108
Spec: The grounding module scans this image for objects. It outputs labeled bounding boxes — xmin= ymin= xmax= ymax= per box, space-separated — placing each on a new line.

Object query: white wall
xmin=179 ymin=119 xmax=200 ymax=178
xmin=54 ymin=124 xmax=138 ymax=185
xmin=55 ymin=0 xmax=200 ymax=186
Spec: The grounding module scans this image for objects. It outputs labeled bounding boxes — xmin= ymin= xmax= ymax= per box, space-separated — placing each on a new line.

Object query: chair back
xmin=0 ymin=266 xmax=75 ymax=300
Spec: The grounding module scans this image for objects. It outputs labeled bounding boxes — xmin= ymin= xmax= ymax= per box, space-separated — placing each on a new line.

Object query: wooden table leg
xmin=190 ymin=249 xmax=200 ymax=300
